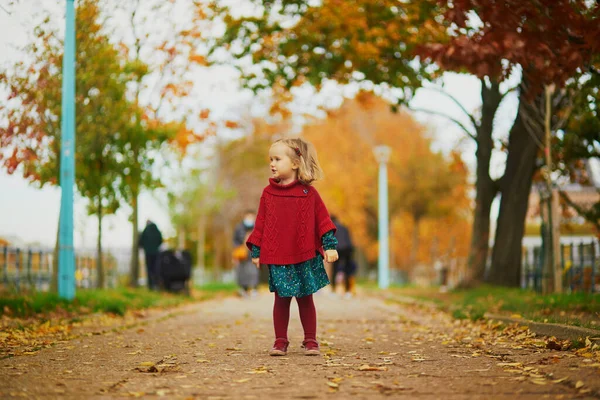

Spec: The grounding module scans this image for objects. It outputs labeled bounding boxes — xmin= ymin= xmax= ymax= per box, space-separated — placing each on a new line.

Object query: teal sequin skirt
xmin=268 ymin=254 xmax=330 ymax=298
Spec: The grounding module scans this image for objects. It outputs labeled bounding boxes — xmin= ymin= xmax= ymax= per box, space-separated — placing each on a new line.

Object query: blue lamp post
xmin=58 ymin=0 xmax=76 ymax=300
xmin=373 ymin=145 xmax=391 ymax=289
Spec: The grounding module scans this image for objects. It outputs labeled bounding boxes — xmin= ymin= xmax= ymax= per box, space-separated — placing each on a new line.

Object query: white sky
xmin=0 ymin=0 xmax=519 ymax=249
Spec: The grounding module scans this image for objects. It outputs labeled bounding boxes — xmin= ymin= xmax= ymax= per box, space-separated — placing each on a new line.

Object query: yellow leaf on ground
xmin=247 ymin=366 xmax=269 ymax=374
xmin=497 ymin=362 xmax=522 ymax=367
xmin=327 ymin=382 xmax=339 ymax=388
xmin=235 ymin=378 xmax=251 ymax=383
xmin=575 ymin=381 xmax=585 ymax=389
xmin=581 ymin=363 xmax=600 ymax=368
xmin=139 ymin=362 xmax=154 ymax=367
xmin=358 ymin=364 xmax=388 ymax=371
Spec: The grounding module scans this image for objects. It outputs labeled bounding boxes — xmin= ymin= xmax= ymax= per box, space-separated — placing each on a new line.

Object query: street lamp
xmin=58 ymin=0 xmax=76 ymax=300
xmin=373 ymin=145 xmax=391 ymax=289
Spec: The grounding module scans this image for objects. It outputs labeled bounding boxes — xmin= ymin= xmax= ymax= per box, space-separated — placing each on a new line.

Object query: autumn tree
xmin=554 ymin=57 xmax=600 ymax=234
xmin=421 ymin=0 xmax=600 ymax=286
xmin=105 ymin=0 xmax=211 ymax=286
xmin=208 ymin=0 xmax=599 ymax=287
xmin=304 ymin=92 xmax=471 ymax=275
xmin=203 ymin=0 xmax=494 ymax=285
xmin=0 ymin=0 xmax=136 ymax=288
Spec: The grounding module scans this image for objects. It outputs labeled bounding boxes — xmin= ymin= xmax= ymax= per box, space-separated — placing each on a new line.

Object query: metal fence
xmin=0 ymin=246 xmax=120 ymax=292
xmin=522 ymin=240 xmax=599 ymax=293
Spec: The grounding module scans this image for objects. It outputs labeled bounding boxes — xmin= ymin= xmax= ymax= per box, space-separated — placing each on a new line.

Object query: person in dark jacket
xmin=331 ymin=215 xmax=355 ymax=297
xmin=139 ymin=220 xmax=163 ymax=290
xmin=233 ymin=210 xmax=259 ymax=297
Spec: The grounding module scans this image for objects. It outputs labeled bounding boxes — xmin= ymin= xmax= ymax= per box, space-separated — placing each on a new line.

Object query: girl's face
xmin=269 ymin=143 xmax=298 ymax=181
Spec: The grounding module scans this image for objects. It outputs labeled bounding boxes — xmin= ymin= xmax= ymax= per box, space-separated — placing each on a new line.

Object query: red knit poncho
xmin=246 ymin=178 xmax=337 ymax=265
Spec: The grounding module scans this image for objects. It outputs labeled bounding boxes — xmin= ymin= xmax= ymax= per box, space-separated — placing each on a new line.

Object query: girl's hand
xmin=252 ymin=258 xmax=260 ymax=268
xmin=325 ymin=249 xmax=339 ymax=263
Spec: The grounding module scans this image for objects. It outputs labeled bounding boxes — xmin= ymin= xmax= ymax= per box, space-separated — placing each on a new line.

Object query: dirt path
xmin=1 ymin=291 xmax=599 ymax=399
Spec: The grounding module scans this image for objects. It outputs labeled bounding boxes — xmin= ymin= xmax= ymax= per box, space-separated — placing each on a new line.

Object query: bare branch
xmin=423 ymin=87 xmax=479 ymax=130
xmin=409 ymin=106 xmax=477 ymax=142
xmin=558 ymin=190 xmax=600 ymax=232
xmin=500 ymin=85 xmax=519 ymax=100
xmin=0 ymin=4 xmax=11 ymax=15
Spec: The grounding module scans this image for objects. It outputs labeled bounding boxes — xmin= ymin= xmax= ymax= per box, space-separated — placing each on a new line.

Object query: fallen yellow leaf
xmin=139 ymin=362 xmax=155 ymax=367
xmin=575 ymin=381 xmax=585 ymax=389
xmin=497 ymin=362 xmax=522 ymax=368
xmin=358 ymin=364 xmax=388 ymax=371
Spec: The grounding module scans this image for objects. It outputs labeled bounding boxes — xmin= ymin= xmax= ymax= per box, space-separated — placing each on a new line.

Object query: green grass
xmin=195 ymin=282 xmax=238 ymax=293
xmin=385 ymin=285 xmax=600 ymax=329
xmin=0 ymin=287 xmax=191 ymax=318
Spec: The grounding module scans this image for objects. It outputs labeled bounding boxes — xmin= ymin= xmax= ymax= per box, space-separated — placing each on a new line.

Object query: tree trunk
xmin=129 ymin=190 xmax=140 ymax=287
xmin=197 ymin=213 xmax=206 ymax=269
xmin=489 ymin=92 xmax=544 ymax=286
xmin=96 ymin=199 xmax=104 ymax=289
xmin=214 ymin=230 xmax=223 ymax=282
xmin=223 ymin=221 xmax=233 ymax=272
xmin=409 ymin=215 xmax=421 ymax=268
xmin=129 ymin=66 xmax=143 ymax=287
xmin=464 ymin=80 xmax=502 ymax=287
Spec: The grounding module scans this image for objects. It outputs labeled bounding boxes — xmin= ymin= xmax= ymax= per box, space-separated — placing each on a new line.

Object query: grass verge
xmin=383 ymin=285 xmax=600 ymax=330
xmin=1 ymin=283 xmax=237 ymax=318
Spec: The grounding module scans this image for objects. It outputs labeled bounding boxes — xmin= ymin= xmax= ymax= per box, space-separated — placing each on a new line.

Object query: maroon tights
xmin=273 ymin=292 xmax=317 ymax=341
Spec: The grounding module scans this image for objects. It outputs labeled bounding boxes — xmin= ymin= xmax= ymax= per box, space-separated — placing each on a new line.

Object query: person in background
xmin=331 ymin=215 xmax=355 ymax=298
xmin=139 ymin=220 xmax=163 ymax=290
xmin=233 ymin=210 xmax=259 ymax=298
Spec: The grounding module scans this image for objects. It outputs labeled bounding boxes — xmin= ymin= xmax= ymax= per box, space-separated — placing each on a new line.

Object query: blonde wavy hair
xmin=272 ymin=138 xmax=324 ymax=185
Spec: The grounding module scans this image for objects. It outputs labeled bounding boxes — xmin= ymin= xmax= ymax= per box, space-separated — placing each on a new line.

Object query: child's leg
xmin=296 ymin=294 xmax=317 ymax=342
xmin=273 ymin=292 xmax=292 ymax=339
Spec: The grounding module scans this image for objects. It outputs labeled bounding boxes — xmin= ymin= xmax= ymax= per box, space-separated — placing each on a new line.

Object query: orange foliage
xmin=303 ymin=92 xmax=472 ymax=270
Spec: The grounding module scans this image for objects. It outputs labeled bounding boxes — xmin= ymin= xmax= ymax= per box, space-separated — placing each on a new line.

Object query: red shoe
xmin=302 ymin=339 xmax=320 ymax=356
xmin=269 ymin=338 xmax=289 ymax=356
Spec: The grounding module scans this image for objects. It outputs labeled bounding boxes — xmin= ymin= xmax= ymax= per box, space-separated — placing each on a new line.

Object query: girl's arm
xmin=251 ymin=245 xmax=260 ymax=259
xmin=322 ymin=230 xmax=338 ymax=251
xmin=322 ymin=230 xmax=339 ymax=263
